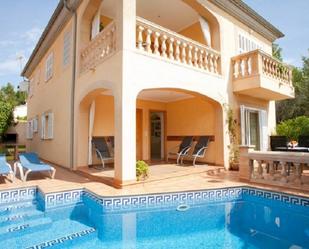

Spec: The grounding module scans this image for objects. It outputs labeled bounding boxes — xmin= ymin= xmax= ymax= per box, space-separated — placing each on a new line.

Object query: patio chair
xmin=0 ymin=154 xmax=14 ymax=182
xmin=298 ymin=136 xmax=309 ymax=148
xmin=167 ymin=136 xmax=193 ymax=165
xmin=92 ymin=137 xmax=114 ymax=169
xmin=270 ymin=136 xmax=288 ymax=151
xmin=15 ymin=153 xmax=56 ymax=182
xmin=186 ymin=136 xmax=210 ymax=166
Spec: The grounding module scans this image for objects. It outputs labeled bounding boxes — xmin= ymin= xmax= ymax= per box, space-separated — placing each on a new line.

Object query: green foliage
xmin=223 ymin=104 xmax=239 ymax=167
xmin=272 ymin=43 xmax=283 ymax=61
xmin=276 ymin=51 xmax=309 ymax=122
xmin=0 ymin=101 xmax=14 ymax=136
xmin=276 ymin=116 xmax=309 ymax=141
xmin=0 ymin=83 xmax=26 ymax=137
xmin=136 ymin=160 xmax=149 ymax=181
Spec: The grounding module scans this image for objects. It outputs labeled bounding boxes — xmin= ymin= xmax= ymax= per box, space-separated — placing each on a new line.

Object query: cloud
xmin=21 ymin=27 xmax=43 ymax=44
xmin=0 ymin=58 xmax=21 ymax=76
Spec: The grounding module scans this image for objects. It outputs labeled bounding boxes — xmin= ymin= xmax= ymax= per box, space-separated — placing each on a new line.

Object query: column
xmin=114 ymin=92 xmax=137 ymax=186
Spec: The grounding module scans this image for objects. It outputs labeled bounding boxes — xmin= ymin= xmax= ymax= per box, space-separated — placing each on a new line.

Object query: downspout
xmin=64 ymin=0 xmax=77 ymax=170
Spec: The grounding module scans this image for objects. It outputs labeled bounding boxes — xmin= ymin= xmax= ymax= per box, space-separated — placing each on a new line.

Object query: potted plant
xmin=136 ymin=160 xmax=149 ymax=181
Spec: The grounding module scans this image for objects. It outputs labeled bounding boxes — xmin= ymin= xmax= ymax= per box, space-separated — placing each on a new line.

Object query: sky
xmin=0 ymin=0 xmax=308 ymax=88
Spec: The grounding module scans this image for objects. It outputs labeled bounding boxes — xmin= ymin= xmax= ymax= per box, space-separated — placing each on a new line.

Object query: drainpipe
xmin=64 ymin=0 xmax=77 ymax=170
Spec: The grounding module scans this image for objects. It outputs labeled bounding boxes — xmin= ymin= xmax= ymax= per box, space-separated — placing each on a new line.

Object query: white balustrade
xmin=232 ymin=50 xmax=292 ymax=86
xmin=136 ymin=17 xmax=221 ymax=75
xmin=81 ymin=21 xmax=116 ymax=73
xmin=246 ymin=151 xmax=309 ymax=186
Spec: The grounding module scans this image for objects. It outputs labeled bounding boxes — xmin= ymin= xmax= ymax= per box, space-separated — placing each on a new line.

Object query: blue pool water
xmin=0 ymin=187 xmax=308 ymax=249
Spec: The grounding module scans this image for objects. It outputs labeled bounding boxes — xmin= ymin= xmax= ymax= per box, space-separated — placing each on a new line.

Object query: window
xmin=240 ymin=105 xmax=268 ymax=151
xmin=45 ymin=52 xmax=54 ymax=81
xmin=41 ymin=112 xmax=54 ymax=139
xmin=238 ymin=33 xmax=262 ymax=54
xmin=91 ymin=10 xmax=100 ymax=39
xmin=32 ymin=116 xmax=38 ymax=133
xmin=63 ymin=31 xmax=71 ymax=66
xmin=26 ymin=120 xmax=33 ymax=139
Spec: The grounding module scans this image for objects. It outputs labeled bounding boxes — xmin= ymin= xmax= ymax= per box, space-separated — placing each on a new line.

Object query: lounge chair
xmin=167 ymin=136 xmax=193 ymax=165
xmin=15 ymin=153 xmax=56 ymax=181
xmin=92 ymin=137 xmax=114 ymax=169
xmin=0 ymin=154 xmax=14 ymax=182
xmin=270 ymin=136 xmax=288 ymax=151
xmin=298 ymin=136 xmax=309 ymax=148
xmin=186 ymin=136 xmax=210 ymax=166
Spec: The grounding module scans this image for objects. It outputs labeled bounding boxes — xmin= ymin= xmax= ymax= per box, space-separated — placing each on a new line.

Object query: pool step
xmin=0 ymin=217 xmax=52 ymax=240
xmin=0 ymin=209 xmax=44 ymax=227
xmin=26 ymin=227 xmax=97 ymax=249
xmin=0 ymin=201 xmax=38 ymax=216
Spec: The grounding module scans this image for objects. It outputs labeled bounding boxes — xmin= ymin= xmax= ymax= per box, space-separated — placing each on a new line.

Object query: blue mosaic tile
xmin=44 ymin=189 xmax=84 ymax=209
xmin=0 ymin=187 xmax=36 ymax=205
xmin=242 ymin=187 xmax=309 ymax=207
xmin=26 ymin=228 xmax=96 ymax=249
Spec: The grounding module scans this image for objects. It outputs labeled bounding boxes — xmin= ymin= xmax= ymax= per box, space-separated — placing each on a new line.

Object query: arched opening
xmin=76 ymin=88 xmax=116 ymax=184
xmin=136 ymin=0 xmax=221 ymax=50
xmin=135 ymin=88 xmax=224 ymax=167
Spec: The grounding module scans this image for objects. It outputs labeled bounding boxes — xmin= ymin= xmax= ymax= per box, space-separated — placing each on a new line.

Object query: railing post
xmin=239 ymin=145 xmax=255 ymax=181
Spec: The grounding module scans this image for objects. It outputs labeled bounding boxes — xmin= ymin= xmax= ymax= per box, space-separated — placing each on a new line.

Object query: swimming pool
xmin=0 ymin=186 xmax=308 ymax=249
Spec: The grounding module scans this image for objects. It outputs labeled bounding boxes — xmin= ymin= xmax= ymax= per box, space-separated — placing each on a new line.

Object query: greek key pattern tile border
xmin=83 ymin=187 xmax=243 ymax=211
xmin=26 ymin=228 xmax=96 ymax=249
xmin=44 ymin=189 xmax=84 ymax=209
xmin=242 ymin=187 xmax=309 ymax=207
xmin=0 ymin=187 xmax=36 ymax=205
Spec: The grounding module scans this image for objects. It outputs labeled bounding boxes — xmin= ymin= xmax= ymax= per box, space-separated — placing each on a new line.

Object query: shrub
xmin=136 ymin=160 xmax=149 ymax=181
xmin=276 ymin=116 xmax=309 ymax=141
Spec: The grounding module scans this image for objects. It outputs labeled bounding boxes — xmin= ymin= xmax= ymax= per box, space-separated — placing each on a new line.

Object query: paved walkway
xmin=0 ymin=164 xmax=308 ymax=197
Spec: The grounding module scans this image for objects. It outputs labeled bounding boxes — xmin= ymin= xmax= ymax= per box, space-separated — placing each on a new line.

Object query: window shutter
xmin=41 ymin=115 xmax=45 ymax=139
xmin=91 ymin=10 xmax=100 ymax=39
xmin=259 ymin=110 xmax=268 ymax=151
xmin=47 ymin=112 xmax=54 ymax=139
xmin=63 ymin=31 xmax=71 ymax=66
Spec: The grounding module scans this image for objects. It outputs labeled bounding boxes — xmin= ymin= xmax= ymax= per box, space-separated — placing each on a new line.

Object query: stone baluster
xmin=161 ymin=34 xmax=167 ymax=58
xmin=204 ymin=52 xmax=209 ymax=71
xmin=153 ymin=31 xmax=160 ymax=55
xmin=256 ymin=160 xmax=264 ymax=179
xmin=268 ymin=161 xmax=275 ymax=181
xmin=181 ymin=42 xmax=187 ymax=64
xmin=193 ymin=47 xmax=199 ymax=67
xmin=168 ymin=37 xmax=175 ymax=60
xmin=209 ymin=54 xmax=214 ymax=72
xmin=280 ymin=161 xmax=288 ymax=183
xmin=198 ymin=50 xmax=204 ymax=69
xmin=145 ymin=28 xmax=152 ymax=53
xmin=214 ymin=55 xmax=219 ymax=73
xmin=175 ymin=40 xmax=181 ymax=62
xmin=187 ymin=45 xmax=193 ymax=66
xmin=293 ymin=163 xmax=303 ymax=185
xmin=137 ymin=25 xmax=144 ymax=50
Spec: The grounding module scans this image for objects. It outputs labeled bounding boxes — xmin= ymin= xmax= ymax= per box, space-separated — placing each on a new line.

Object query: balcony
xmin=136 ymin=17 xmax=221 ymax=76
xmin=80 ymin=21 xmax=116 ymax=74
xmin=231 ymin=50 xmax=294 ymax=100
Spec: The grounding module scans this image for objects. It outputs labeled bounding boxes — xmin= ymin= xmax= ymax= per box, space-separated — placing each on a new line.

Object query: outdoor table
xmin=274 ymin=146 xmax=309 ymax=152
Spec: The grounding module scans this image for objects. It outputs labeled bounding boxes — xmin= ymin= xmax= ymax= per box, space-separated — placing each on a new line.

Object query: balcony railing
xmin=136 ymin=17 xmax=221 ymax=75
xmin=232 ymin=50 xmax=292 ymax=86
xmin=80 ymin=21 xmax=116 ymax=73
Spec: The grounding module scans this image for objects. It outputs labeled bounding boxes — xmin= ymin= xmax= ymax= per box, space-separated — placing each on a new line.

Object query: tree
xmin=276 ymin=51 xmax=309 ymax=122
xmin=0 ymin=83 xmax=27 ymax=137
xmin=272 ymin=43 xmax=283 ymax=61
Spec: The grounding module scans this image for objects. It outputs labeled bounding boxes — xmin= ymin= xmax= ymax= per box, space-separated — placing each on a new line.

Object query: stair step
xmin=0 ymin=209 xmax=44 ymax=227
xmin=0 ymin=201 xmax=38 ymax=216
xmin=0 ymin=217 xmax=52 ymax=240
xmin=25 ymin=227 xmax=97 ymax=249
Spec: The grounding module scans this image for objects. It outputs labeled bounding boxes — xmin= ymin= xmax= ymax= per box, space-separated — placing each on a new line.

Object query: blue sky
xmin=0 ymin=0 xmax=308 ymax=88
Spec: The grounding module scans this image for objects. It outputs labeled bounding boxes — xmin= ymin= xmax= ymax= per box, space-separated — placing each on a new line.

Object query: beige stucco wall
xmin=25 ymin=0 xmax=283 ymax=183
